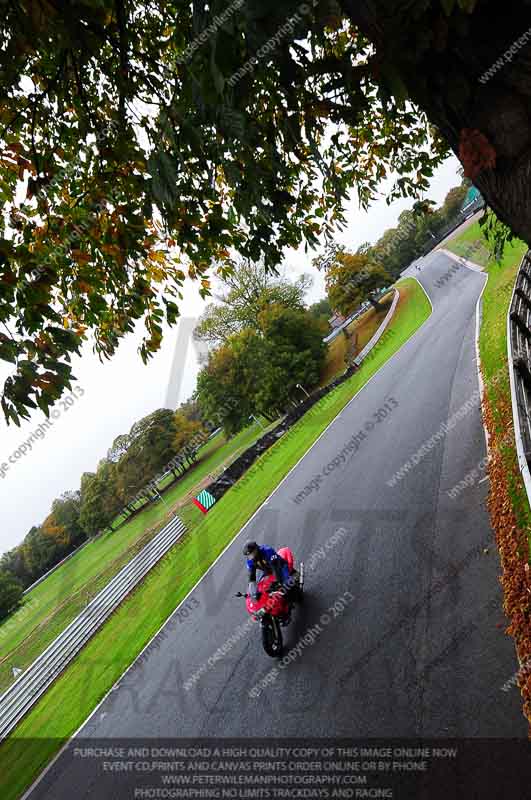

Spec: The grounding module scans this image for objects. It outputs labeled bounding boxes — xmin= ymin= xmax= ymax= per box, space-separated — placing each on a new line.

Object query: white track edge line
xmin=438 ymin=247 xmax=485 ymax=274
xmin=475 ymin=271 xmax=490 ymax=451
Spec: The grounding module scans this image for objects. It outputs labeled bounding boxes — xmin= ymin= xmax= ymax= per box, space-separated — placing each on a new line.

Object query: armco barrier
xmin=322 ymin=287 xmax=392 ymax=344
xmin=352 ymin=289 xmax=399 ymax=366
xmin=508 ymin=250 xmax=531 ymax=508
xmin=0 ymin=514 xmax=186 ymax=739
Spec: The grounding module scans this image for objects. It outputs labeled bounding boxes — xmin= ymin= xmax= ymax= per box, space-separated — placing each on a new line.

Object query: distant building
xmin=328 ymin=312 xmax=346 ymax=329
xmin=460 ymin=186 xmax=485 ymax=218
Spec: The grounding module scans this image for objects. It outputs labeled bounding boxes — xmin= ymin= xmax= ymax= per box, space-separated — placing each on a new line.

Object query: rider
xmin=243 ymin=541 xmax=291 ymax=600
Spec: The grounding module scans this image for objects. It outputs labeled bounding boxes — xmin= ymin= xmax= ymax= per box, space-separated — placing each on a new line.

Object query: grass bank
xmin=442 ymin=220 xmax=492 ymax=267
xmin=0 ymin=278 xmax=430 ymax=800
xmin=320 ymin=294 xmax=393 ymax=385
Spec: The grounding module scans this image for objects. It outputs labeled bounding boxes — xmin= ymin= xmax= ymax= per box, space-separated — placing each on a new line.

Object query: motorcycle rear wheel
xmin=262 ymin=617 xmax=283 ymax=657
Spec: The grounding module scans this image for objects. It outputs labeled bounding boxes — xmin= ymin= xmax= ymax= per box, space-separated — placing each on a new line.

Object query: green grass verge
xmin=444 ymin=222 xmax=531 ymax=545
xmin=442 ymin=220 xmax=492 ymax=267
xmin=0 ymin=418 xmax=272 ymax=692
xmin=319 ymin=295 xmax=392 ymax=386
xmin=0 ymin=278 xmax=430 ymax=800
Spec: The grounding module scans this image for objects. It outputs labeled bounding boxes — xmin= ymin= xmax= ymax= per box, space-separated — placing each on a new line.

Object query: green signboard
xmin=466 ymin=186 xmax=480 ymax=203
xmin=461 ymin=185 xmax=482 ymax=213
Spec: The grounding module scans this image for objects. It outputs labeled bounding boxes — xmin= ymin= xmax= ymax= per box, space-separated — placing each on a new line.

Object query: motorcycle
xmin=236 ymin=547 xmax=304 ymax=658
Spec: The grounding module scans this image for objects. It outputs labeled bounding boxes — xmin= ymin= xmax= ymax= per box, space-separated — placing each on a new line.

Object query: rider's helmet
xmin=243 ymin=540 xmax=258 ymax=557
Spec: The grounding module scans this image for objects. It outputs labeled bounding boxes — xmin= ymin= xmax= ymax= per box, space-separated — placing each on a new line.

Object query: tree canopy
xmin=0 ymin=490 xmax=85 ymax=589
xmin=194 ymin=258 xmax=312 ymax=345
xmin=320 ymin=178 xmax=472 ymax=285
xmin=323 ymin=250 xmax=391 ymax=315
xmin=0 ymin=570 xmax=23 ymax=622
xmin=195 ymin=303 xmax=327 ymax=433
xmin=1 ymin=0 xmax=529 ymax=422
xmin=0 ymin=403 xmax=210 ymax=598
xmin=308 ymin=297 xmax=333 ymax=324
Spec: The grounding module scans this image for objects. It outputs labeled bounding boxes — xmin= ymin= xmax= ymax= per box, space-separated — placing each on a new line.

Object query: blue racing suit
xmin=247 ymin=545 xmax=290 ymax=599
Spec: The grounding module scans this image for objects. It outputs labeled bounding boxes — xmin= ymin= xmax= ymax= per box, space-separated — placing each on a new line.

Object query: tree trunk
xmin=341 ymin=0 xmax=531 ymax=244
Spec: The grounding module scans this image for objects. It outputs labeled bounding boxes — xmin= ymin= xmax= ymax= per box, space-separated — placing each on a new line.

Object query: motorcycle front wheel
xmin=261 ymin=617 xmax=283 ymax=658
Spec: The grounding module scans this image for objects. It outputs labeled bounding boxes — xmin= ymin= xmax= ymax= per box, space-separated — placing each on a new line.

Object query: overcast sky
xmin=0 ymin=153 xmax=461 ymax=556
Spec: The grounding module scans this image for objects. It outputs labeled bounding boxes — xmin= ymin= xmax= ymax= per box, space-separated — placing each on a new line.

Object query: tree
xmin=319 ymin=200 xmax=441 ymax=283
xmin=195 ymin=335 xmax=260 ymax=435
xmin=0 ymin=546 xmax=32 ymax=588
xmin=194 ymin=259 xmax=312 ymax=345
xmin=108 ymin=409 xmax=176 ymax=464
xmin=107 ymin=433 xmax=133 ymax=464
xmin=0 ymin=413 xmax=182 ymax=594
xmin=20 ymin=527 xmax=51 ymax=580
xmin=308 ymin=297 xmax=333 ymax=324
xmin=440 ymin=184 xmax=469 ymax=223
xmin=196 ymin=304 xmax=326 ymax=430
xmin=126 ymin=409 xmax=177 ymax=468
xmin=255 ymin=304 xmax=327 ymax=414
xmin=178 ymin=397 xmax=205 ymax=425
xmin=51 ymin=491 xmax=85 ymax=548
xmin=173 ymin=411 xmax=207 ymax=453
xmin=106 ymin=408 xmax=178 ymax=506
xmin=108 ymin=409 xmax=179 ymax=510
xmin=387 ymin=210 xmax=422 ymax=268
xmin=79 ymin=463 xmax=122 ymax=536
xmin=359 ymin=186 xmax=469 ymax=278
xmin=0 ymin=571 xmax=23 ymax=622
xmin=1 ymin=518 xmax=72 ymax=590
xmin=2 ymin=1 xmax=531 ymax=423
xmin=0 ymin=492 xmax=84 ymax=592
xmin=371 ymin=229 xmax=403 ymax=279
xmin=325 ymin=252 xmax=391 ymax=315
xmin=40 ymin=514 xmax=69 ymax=552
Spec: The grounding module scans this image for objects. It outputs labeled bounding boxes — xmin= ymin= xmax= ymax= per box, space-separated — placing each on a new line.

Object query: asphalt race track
xmin=25 ymin=251 xmax=528 ymax=798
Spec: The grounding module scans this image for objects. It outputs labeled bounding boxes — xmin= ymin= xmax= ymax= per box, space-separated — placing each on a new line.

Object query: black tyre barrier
xmin=203 ymin=362 xmax=362 ymax=504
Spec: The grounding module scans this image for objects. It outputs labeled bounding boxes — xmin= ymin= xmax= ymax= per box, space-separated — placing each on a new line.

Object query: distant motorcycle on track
xmin=236 ymin=547 xmax=304 ymax=658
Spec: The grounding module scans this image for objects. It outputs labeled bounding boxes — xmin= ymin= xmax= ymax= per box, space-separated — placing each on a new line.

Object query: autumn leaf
xmin=100 ymin=243 xmax=121 ymax=257
xmin=71 ymin=250 xmax=91 ymax=265
xmin=148 ymin=250 xmax=167 ymax=264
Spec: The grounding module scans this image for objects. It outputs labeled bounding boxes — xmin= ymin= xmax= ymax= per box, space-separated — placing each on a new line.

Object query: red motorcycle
xmin=236 ymin=547 xmax=304 ymax=657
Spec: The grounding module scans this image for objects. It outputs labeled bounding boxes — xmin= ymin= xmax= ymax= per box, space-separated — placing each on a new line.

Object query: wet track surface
xmin=26 ymin=251 xmax=527 ymax=798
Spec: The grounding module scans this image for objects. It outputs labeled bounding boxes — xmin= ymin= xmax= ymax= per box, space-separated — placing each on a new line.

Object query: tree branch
xmin=115 ymin=0 xmax=129 ymax=128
